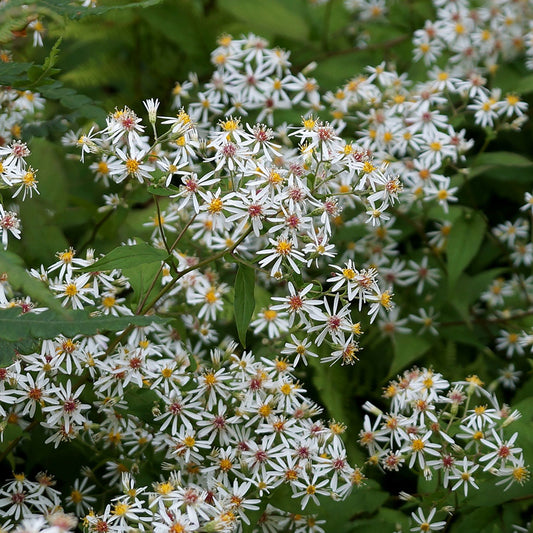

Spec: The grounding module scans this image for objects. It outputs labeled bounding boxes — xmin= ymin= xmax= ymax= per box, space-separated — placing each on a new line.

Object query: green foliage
xmin=446 ymin=210 xmax=487 ymax=289
xmin=0 ymin=250 xmax=63 ymax=312
xmin=0 ymin=307 xmax=167 ymax=365
xmin=234 ymin=263 xmax=255 ymax=347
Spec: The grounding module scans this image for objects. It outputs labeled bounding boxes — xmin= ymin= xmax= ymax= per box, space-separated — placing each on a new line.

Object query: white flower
xmin=410 ymin=507 xmax=447 ymax=532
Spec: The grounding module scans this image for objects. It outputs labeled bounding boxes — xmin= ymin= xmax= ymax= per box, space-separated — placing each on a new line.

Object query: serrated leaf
xmin=0 ymin=62 xmax=33 ymax=85
xmin=0 ymin=307 xmax=166 ymax=367
xmin=234 ymin=264 xmax=255 ymax=347
xmin=446 ymin=211 xmax=486 ymax=289
xmin=81 ymin=243 xmax=168 ymax=272
xmin=390 ymin=334 xmax=432 ymax=377
xmin=0 ymin=250 xmax=64 ymax=312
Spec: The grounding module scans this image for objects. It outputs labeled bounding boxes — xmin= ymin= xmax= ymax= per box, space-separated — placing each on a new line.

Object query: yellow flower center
xmin=65 ymin=284 xmax=78 ymax=297
xmin=102 ymin=296 xmax=116 ymax=308
xmin=126 ymin=159 xmax=139 ymax=174
xmin=208 ymin=197 xmax=224 ymax=214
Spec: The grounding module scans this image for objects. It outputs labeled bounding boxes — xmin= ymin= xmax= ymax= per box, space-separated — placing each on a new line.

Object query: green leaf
xmin=0 ymin=251 xmax=64 ymax=312
xmin=81 ymin=243 xmax=168 ymax=272
xmin=219 ymin=0 xmax=309 ymax=41
xmin=147 ymin=185 xmax=179 ymax=197
xmin=446 ymin=211 xmax=486 ymax=289
xmin=389 ymin=334 xmax=432 ymax=376
xmin=0 ymin=307 xmax=166 ymax=367
xmin=0 ymin=62 xmax=33 ymax=85
xmin=472 ymin=152 xmax=533 ymax=168
xmin=123 ymin=261 xmax=163 ymax=306
xmin=450 ymin=268 xmax=508 ymax=322
xmin=234 ymin=264 xmax=255 ymax=347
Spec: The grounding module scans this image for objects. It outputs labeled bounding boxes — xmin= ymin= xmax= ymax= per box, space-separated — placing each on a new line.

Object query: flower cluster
xmin=0 ymin=86 xmax=46 ymax=249
xmin=0 ymin=316 xmax=365 ymax=531
xmin=171 ymin=33 xmax=320 ymax=129
xmin=360 ymin=368 xmax=529 ymax=499
xmin=1 ymin=11 xmax=532 ymax=532
xmin=411 ymin=0 xmax=533 ymax=74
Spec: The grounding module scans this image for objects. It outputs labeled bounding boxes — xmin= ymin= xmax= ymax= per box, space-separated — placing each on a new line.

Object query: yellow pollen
xmin=263 ymin=309 xmax=278 ymax=321
xmin=65 ymin=283 xmax=78 ymax=297
xmin=329 ymin=421 xmax=346 ymax=435
xmin=97 ymin=161 xmax=109 ymax=174
xmin=303 ymin=118 xmax=316 ymax=130
xmin=276 ymin=240 xmax=292 ymax=255
xmin=23 ymin=171 xmax=36 ymax=185
xmin=342 ymin=268 xmax=356 ymax=279
xmin=339 ymin=184 xmax=351 ymax=193
xmin=204 ymin=373 xmax=217 ymax=386
xmin=380 ymin=290 xmax=393 ymax=308
xmin=102 ymin=296 xmax=116 ymax=308
xmin=411 ymin=438 xmax=425 ymax=452
xmin=59 ymin=250 xmax=74 ymax=263
xmin=183 ymin=435 xmax=195 ymax=447
xmin=156 ymin=481 xmax=174 ymax=495
xmin=205 ymin=289 xmax=218 ymax=304
xmin=126 ymin=159 xmax=139 ymax=174
xmin=437 ymin=189 xmax=449 ymax=201
xmin=161 ymin=367 xmax=173 ymax=378
xmin=280 ymin=383 xmax=292 ymax=395
xmin=258 ymin=404 xmax=272 ymax=417
xmin=113 ymin=502 xmax=129 ymax=516
xmin=362 ymin=161 xmax=376 ymax=173
xmin=176 ymin=136 xmax=186 ymax=146
xmin=70 ymin=489 xmax=83 ymax=503
xmin=429 ymin=141 xmax=442 ymax=152
xmin=219 ymin=458 xmax=233 ymax=471
xmin=512 ymin=466 xmax=529 ymax=483
xmin=208 ymin=197 xmax=224 ymax=214
xmin=221 ymin=118 xmax=240 ymax=131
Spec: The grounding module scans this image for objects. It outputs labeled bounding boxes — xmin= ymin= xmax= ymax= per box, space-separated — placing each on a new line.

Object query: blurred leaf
xmin=0 ymin=250 xmax=63 ymax=312
xmin=450 ymin=268 xmax=507 ymax=322
xmin=121 ymin=387 xmax=160 ymax=424
xmin=0 ymin=62 xmax=33 ymax=85
xmin=446 ymin=211 xmax=486 ymax=289
xmin=390 ymin=334 xmax=431 ymax=377
xmin=452 ymin=507 xmax=498 ymax=533
xmin=472 ymin=152 xmax=533 ymax=168
xmin=309 ymin=352 xmax=365 ymax=463
xmin=219 ymin=0 xmax=309 ymax=41
xmin=234 ymin=264 xmax=255 ymax=347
